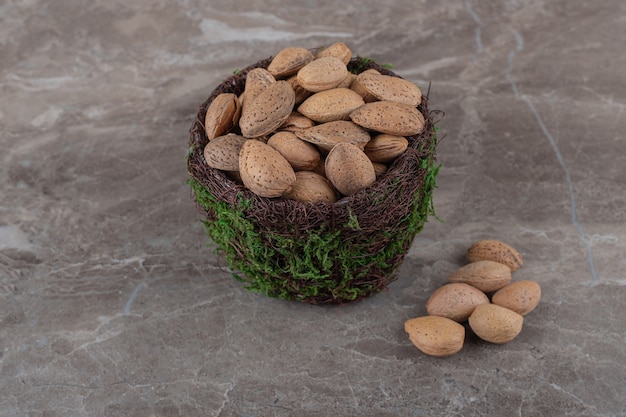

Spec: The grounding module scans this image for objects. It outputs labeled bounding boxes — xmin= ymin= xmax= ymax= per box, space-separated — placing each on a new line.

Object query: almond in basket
xmin=204 ymin=93 xmax=241 ymax=140
xmin=284 ymin=171 xmax=337 ymax=203
xmin=355 ymin=71 xmax=422 ymax=106
xmin=239 ymin=81 xmax=295 ymax=138
xmin=297 ymin=88 xmax=365 ymax=123
xmin=364 ymin=134 xmax=409 ymax=163
xmin=350 ymin=101 xmax=425 ymax=136
xmin=325 ymin=142 xmax=376 ymax=195
xmin=238 ymin=139 xmax=296 ymax=198
xmin=315 ymin=42 xmax=353 ymax=65
xmin=203 ymin=133 xmax=247 ymax=171
xmin=241 ymin=67 xmax=276 ymax=111
xmin=296 ymin=56 xmax=348 ymax=92
xmin=267 ymin=47 xmax=314 ymax=78
xmin=267 ymin=131 xmax=320 ymax=171
xmin=295 ymin=120 xmax=370 ymax=152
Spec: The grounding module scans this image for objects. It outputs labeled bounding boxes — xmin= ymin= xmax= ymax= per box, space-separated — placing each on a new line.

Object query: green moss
xmin=350 ymin=56 xmax=394 ymax=74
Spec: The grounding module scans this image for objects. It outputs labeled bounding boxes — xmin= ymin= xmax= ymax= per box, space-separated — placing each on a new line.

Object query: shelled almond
xmin=202 ymin=43 xmax=426 ymax=201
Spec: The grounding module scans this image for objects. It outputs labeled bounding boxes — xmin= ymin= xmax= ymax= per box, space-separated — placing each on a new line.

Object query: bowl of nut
xmin=187 ymin=43 xmax=441 ymax=304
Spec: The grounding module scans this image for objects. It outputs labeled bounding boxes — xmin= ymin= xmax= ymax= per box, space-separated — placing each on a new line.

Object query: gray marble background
xmin=1 ymin=1 xmax=625 ymax=416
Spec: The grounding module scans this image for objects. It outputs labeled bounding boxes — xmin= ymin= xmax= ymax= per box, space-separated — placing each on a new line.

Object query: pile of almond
xmin=202 ymin=43 xmax=425 ymax=202
xmin=404 ymin=239 xmax=542 ymax=357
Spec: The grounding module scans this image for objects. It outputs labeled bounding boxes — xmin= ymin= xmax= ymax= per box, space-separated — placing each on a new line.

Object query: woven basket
xmin=187 ymin=54 xmax=440 ymax=304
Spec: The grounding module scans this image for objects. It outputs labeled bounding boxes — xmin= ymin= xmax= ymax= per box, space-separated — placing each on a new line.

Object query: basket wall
xmin=187 ymin=56 xmax=439 ymax=304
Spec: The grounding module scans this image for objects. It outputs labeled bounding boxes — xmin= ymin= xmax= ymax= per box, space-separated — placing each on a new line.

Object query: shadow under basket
xmin=187 ymin=55 xmax=441 ymax=304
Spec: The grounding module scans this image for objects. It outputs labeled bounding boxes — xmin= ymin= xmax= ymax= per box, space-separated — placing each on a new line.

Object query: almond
xmin=372 ymin=162 xmax=387 ymax=178
xmin=298 ymin=88 xmax=365 ymax=123
xmin=267 ymin=131 xmax=320 ymax=171
xmin=239 ymin=81 xmax=295 ymax=138
xmin=296 ymin=120 xmax=370 ymax=152
xmin=286 ymin=75 xmax=313 ymax=104
xmin=492 ymin=280 xmax=541 ymax=316
xmin=279 ymin=112 xmax=315 ymax=132
xmin=448 ymin=260 xmax=512 ymax=293
xmin=364 ymin=134 xmax=409 ymax=163
xmin=297 ymin=56 xmax=348 ymax=92
xmin=284 ymin=171 xmax=337 ymax=203
xmin=350 ymin=69 xmax=382 ymax=102
xmin=350 ymin=101 xmax=425 ymax=136
xmin=425 ymin=283 xmax=490 ymax=323
xmin=325 ymin=142 xmax=376 ymax=196
xmin=404 ymin=316 xmax=465 ymax=357
xmin=267 ymin=47 xmax=314 ymax=78
xmin=350 ymin=75 xmax=377 ymax=102
xmin=469 ymin=304 xmax=524 ymax=344
xmin=355 ymin=72 xmax=422 ymax=106
xmin=238 ymin=139 xmax=296 ymax=198
xmin=204 ymin=93 xmax=241 ymax=140
xmin=467 ymin=239 xmax=524 ymax=272
xmin=203 ymin=133 xmax=247 ymax=171
xmin=315 ymin=42 xmax=352 ymax=65
xmin=241 ymin=67 xmax=276 ymax=111
xmin=337 ymin=72 xmax=356 ymax=89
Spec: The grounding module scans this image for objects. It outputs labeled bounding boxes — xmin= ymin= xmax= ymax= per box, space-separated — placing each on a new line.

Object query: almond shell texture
xmin=426 ymin=283 xmax=490 ymax=323
xmin=238 ymin=140 xmax=296 ymax=198
xmin=468 ymin=304 xmax=524 ymax=344
xmin=325 ymin=142 xmax=376 ymax=196
xmin=239 ymin=81 xmax=295 ymax=138
xmin=203 ymin=133 xmax=247 ymax=171
xmin=467 ymin=239 xmax=524 ymax=271
xmin=492 ymin=280 xmax=541 ymax=316
xmin=349 ymin=101 xmax=425 ymax=136
xmin=448 ymin=260 xmax=512 ymax=293
xmin=404 ymin=316 xmax=465 ymax=357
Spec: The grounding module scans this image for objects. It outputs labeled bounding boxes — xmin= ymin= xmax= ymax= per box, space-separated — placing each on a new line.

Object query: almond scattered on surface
xmin=492 ymin=280 xmax=541 ymax=316
xmin=469 ymin=304 xmax=524 ymax=344
xmin=425 ymin=283 xmax=490 ymax=323
xmin=448 ymin=260 xmax=512 ymax=293
xmin=404 ymin=316 xmax=465 ymax=357
xmin=467 ymin=239 xmax=524 ymax=271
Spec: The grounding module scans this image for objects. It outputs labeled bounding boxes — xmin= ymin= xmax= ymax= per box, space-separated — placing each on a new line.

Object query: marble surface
xmin=1 ymin=1 xmax=625 ymax=416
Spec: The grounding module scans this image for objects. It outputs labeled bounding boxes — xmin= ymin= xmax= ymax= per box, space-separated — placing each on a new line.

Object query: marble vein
xmin=464 ymin=1 xmax=484 ymax=54
xmin=504 ymin=29 xmax=600 ymax=285
xmin=123 ymin=282 xmax=146 ymax=315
